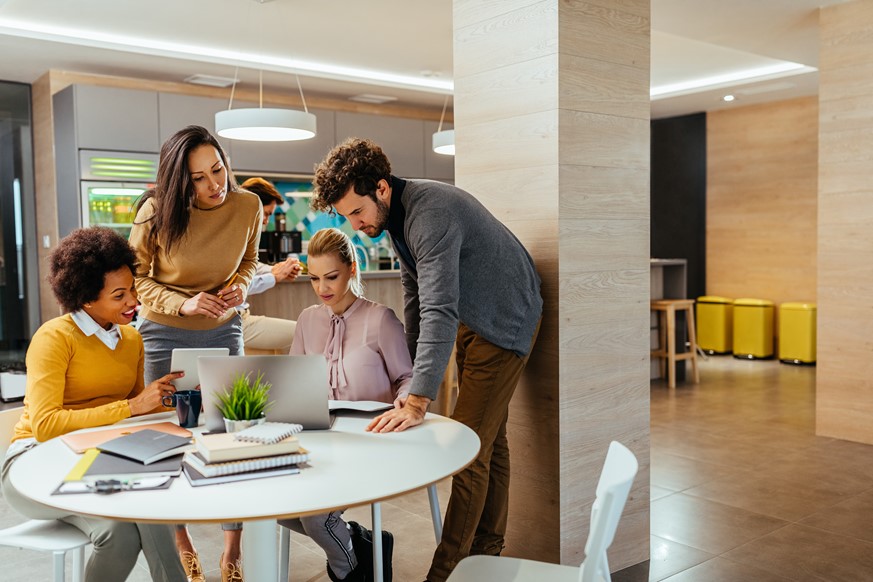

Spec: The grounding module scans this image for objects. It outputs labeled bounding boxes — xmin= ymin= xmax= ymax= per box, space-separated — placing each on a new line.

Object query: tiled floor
xmin=4 ymin=356 xmax=873 ymax=581
xmin=647 ymin=356 xmax=873 ymax=581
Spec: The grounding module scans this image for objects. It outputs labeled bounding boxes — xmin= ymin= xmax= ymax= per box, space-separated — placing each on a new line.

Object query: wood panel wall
xmin=817 ymin=0 xmax=873 ymax=444
xmin=706 ymin=97 xmax=818 ymax=312
xmin=454 ymin=0 xmax=650 ymax=571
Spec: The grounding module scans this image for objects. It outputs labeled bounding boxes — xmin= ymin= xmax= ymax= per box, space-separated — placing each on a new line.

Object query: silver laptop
xmin=197 ymin=355 xmax=332 ymax=432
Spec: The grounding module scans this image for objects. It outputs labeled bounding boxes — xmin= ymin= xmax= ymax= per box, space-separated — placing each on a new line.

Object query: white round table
xmin=9 ymin=411 xmax=480 ymax=581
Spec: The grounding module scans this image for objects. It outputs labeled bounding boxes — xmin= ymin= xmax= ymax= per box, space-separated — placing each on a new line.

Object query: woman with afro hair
xmin=0 ymin=226 xmax=186 ymax=582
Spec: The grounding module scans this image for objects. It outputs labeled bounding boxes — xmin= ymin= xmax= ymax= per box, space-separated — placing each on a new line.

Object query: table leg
xmin=371 ymin=503 xmax=383 ymax=582
xmin=243 ymin=519 xmax=278 ymax=581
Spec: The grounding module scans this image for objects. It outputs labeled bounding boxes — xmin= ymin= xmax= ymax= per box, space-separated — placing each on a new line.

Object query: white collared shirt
xmin=71 ymin=309 xmax=122 ymax=350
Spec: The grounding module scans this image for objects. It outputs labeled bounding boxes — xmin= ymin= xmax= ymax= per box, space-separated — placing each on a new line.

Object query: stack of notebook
xmin=183 ymin=422 xmax=308 ymax=486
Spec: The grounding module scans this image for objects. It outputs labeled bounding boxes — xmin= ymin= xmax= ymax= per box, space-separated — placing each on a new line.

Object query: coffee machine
xmin=259 ymin=231 xmax=302 ymax=263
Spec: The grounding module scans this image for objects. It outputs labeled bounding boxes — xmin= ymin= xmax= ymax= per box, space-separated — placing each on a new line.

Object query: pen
xmin=218 ymin=272 xmax=239 ymax=297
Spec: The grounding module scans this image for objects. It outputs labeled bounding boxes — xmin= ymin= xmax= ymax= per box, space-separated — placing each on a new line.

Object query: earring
xmin=84 ymin=303 xmax=92 ymax=309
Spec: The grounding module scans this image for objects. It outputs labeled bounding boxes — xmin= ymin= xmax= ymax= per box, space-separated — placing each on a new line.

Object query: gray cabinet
xmin=423 ymin=120 xmax=454 ymax=181
xmin=56 ymin=85 xmax=160 ymax=152
xmin=226 ymin=105 xmax=336 ymax=175
xmin=335 ymin=112 xmax=426 ymax=178
xmin=158 ymin=93 xmax=234 ymax=155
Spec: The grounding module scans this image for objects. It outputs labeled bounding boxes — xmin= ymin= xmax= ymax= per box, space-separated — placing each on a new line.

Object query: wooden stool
xmin=651 ymin=299 xmax=700 ymax=389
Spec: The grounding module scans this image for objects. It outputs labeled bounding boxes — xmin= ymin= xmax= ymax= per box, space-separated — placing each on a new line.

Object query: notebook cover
xmin=97 ymin=429 xmax=192 ymax=464
xmin=83 ymin=451 xmax=184 ymax=480
xmin=61 ymin=422 xmax=192 ymax=454
xmin=195 ymin=432 xmax=300 ymax=463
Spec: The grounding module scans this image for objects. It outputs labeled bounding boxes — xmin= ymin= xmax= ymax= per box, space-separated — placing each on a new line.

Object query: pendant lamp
xmin=432 ymin=95 xmax=455 ymax=156
xmin=215 ymin=70 xmax=316 ymax=142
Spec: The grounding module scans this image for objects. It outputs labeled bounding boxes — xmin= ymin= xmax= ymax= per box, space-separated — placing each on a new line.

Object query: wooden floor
xmin=4 ymin=356 xmax=873 ymax=580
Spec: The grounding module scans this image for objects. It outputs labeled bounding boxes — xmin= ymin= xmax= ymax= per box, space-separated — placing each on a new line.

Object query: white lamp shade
xmin=215 ymin=108 xmax=317 ymax=141
xmin=432 ymin=129 xmax=455 ymax=156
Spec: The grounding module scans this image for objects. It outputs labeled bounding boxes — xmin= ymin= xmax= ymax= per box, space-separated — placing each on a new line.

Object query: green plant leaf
xmin=215 ymin=370 xmax=274 ymax=421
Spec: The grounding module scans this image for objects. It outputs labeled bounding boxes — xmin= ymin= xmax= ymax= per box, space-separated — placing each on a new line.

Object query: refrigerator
xmin=57 ymin=150 xmax=158 ymax=239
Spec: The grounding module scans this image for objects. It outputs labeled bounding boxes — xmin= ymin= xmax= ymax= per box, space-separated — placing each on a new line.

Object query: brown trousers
xmin=427 ymin=321 xmax=540 ymax=582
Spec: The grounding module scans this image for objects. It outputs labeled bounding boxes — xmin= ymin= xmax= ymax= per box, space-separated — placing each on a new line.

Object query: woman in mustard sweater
xmin=129 ymin=125 xmax=262 ymax=582
xmin=0 ymin=227 xmax=186 ymax=582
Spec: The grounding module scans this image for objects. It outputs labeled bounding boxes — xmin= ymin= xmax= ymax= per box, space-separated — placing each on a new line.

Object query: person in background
xmin=129 ymin=125 xmax=262 ymax=582
xmin=237 ymin=177 xmax=302 ymax=353
xmin=0 ymin=226 xmax=186 ymax=582
xmin=311 ymin=138 xmax=543 ymax=582
xmin=279 ymin=227 xmax=410 ymax=582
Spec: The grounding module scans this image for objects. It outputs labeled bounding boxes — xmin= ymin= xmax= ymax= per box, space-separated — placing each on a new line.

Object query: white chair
xmin=446 ymin=441 xmax=639 ymax=582
xmin=277 ymin=483 xmax=443 ymax=582
xmin=0 ymin=407 xmax=90 ymax=582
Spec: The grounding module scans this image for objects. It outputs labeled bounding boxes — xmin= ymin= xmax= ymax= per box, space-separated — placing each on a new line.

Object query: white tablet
xmin=169 ymin=348 xmax=231 ymax=391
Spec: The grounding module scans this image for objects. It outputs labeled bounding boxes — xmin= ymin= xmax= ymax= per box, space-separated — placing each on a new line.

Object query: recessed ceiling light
xmin=348 ymin=94 xmax=399 ymax=104
xmin=184 ymin=74 xmax=238 ymax=88
xmin=723 ymin=95 xmax=735 ymax=102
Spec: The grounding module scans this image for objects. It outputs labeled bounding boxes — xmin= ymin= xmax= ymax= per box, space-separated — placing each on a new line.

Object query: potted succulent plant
xmin=215 ymin=371 xmax=273 ymax=433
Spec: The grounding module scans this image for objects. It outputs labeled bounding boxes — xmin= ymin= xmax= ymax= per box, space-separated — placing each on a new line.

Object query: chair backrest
xmin=579 ymin=441 xmax=639 ymax=582
xmin=0 ymin=407 xmax=25 ymax=457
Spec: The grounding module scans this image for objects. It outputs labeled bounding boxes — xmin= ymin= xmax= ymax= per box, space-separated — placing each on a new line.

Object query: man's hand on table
xmin=366 ymin=393 xmax=431 ymax=433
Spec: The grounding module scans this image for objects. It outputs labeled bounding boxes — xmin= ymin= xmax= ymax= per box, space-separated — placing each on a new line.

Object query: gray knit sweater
xmin=392 ymin=179 xmax=543 ymax=400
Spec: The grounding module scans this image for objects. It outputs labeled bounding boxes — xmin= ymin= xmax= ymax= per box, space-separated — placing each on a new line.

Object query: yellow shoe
xmin=220 ymin=554 xmax=244 ymax=582
xmin=180 ymin=550 xmax=205 ymax=582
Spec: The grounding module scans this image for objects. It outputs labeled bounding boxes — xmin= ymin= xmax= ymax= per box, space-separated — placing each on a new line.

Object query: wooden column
xmin=31 ymin=72 xmax=61 ymax=322
xmin=454 ymin=0 xmax=650 ymax=570
xmin=817 ymin=1 xmax=873 ymax=444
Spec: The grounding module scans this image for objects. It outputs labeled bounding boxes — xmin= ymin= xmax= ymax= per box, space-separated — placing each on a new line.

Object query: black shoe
xmin=327 ymin=561 xmax=368 ymax=582
xmin=348 ymin=521 xmax=394 ymax=582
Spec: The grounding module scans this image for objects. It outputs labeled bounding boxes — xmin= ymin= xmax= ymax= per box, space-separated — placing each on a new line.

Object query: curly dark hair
xmin=48 ymin=227 xmax=138 ymax=313
xmin=311 ymin=137 xmax=391 ymax=214
xmin=134 ymin=125 xmax=240 ymax=254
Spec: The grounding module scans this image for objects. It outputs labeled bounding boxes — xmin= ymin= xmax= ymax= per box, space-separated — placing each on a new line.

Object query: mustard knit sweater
xmin=128 ymin=190 xmax=262 ymax=330
xmin=13 ymin=315 xmax=158 ymax=443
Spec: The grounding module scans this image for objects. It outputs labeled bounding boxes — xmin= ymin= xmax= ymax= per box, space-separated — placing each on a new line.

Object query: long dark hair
xmin=135 ymin=125 xmax=239 ymax=254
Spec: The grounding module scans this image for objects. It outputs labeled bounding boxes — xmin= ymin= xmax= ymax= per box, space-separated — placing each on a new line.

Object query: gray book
xmin=97 ymin=429 xmax=192 ymax=465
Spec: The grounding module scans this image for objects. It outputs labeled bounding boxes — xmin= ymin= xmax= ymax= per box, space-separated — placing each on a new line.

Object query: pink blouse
xmin=290 ymin=297 xmax=413 ymax=403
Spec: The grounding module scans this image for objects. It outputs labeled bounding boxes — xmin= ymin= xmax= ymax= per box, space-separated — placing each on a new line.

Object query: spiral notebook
xmin=182 ymin=448 xmax=309 ymax=478
xmin=233 ymin=422 xmax=303 ymax=445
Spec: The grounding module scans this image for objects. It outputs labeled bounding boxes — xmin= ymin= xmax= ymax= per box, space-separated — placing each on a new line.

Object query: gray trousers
xmin=2 ymin=447 xmax=186 ymax=582
xmin=139 ymin=315 xmax=245 ymax=532
xmin=280 ymin=511 xmax=357 ymax=578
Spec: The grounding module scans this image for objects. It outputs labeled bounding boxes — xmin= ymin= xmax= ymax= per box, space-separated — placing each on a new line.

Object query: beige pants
xmin=241 ymin=309 xmax=297 ymax=354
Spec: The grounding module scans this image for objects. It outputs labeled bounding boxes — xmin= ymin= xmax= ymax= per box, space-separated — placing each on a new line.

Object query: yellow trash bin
xmin=696 ymin=296 xmax=734 ymax=355
xmin=779 ymin=302 xmax=816 ymax=365
xmin=733 ymin=298 xmax=774 ymax=359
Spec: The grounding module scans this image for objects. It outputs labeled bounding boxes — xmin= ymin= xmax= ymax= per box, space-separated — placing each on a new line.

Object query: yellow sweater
xmin=13 ymin=315 xmax=155 ymax=443
xmin=129 ymin=190 xmax=262 ymax=330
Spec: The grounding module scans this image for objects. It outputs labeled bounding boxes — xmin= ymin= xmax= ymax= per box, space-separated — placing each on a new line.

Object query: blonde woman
xmin=280 ymin=227 xmax=411 ymax=581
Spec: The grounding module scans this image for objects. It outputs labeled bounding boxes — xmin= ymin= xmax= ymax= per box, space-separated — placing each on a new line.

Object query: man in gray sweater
xmin=312 ymin=138 xmax=543 ymax=582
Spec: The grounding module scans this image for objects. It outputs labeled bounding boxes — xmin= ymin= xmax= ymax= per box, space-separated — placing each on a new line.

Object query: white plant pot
xmin=223 ymin=416 xmax=266 ymax=433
